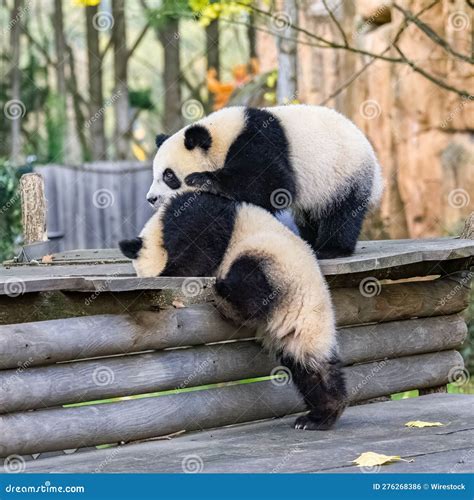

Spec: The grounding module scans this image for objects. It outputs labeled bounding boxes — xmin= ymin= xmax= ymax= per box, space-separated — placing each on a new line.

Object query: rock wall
xmin=256 ymin=0 xmax=473 ymax=238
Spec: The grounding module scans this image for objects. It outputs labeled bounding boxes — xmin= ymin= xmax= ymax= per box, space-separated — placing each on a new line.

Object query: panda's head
xmin=146 ymin=125 xmax=216 ymax=209
xmin=118 ymin=211 xmax=168 ymax=277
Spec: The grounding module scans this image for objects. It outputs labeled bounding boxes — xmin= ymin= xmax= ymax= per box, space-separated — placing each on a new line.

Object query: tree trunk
xmin=276 ymin=0 xmax=298 ymax=104
xmin=111 ymin=0 xmax=130 ymax=160
xmin=85 ymin=5 xmax=106 ymax=160
xmin=65 ymin=42 xmax=90 ymax=161
xmin=206 ymin=20 xmax=220 ymax=78
xmin=157 ymin=19 xmax=183 ymax=133
xmin=247 ymin=14 xmax=257 ymax=59
xmin=9 ymin=0 xmax=24 ymax=165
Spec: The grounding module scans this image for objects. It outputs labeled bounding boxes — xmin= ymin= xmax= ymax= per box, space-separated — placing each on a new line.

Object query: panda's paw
xmin=294 ymin=415 xmax=334 ymax=431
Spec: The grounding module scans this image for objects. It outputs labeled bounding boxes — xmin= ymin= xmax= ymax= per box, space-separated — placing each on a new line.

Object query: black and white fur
xmin=120 ymin=192 xmax=348 ymax=430
xmin=146 ymin=105 xmax=383 ymax=259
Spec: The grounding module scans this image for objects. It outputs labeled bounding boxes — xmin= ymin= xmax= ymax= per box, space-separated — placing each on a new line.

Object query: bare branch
xmin=127 ymin=23 xmax=150 ymax=60
xmin=321 ymin=0 xmax=348 ymax=47
xmin=393 ymin=3 xmax=473 ymax=64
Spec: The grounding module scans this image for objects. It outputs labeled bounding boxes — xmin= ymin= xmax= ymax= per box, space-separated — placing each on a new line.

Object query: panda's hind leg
xmin=296 ymin=182 xmax=369 ymax=259
xmin=280 ymin=353 xmax=348 ymax=430
xmin=215 ymin=255 xmax=277 ymax=325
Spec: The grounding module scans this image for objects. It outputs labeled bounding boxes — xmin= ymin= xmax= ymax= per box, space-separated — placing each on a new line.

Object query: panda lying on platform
xmin=146 ymin=105 xmax=383 ymax=259
xmin=119 ymin=192 xmax=347 ymax=430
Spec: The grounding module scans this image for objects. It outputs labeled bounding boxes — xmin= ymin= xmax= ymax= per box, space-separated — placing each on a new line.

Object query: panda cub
xmin=146 ymin=104 xmax=383 ymax=259
xmin=119 ymin=192 xmax=347 ymax=430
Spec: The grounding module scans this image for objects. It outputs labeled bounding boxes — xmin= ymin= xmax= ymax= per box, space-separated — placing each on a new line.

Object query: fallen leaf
xmin=353 ymin=452 xmax=401 ymax=467
xmin=172 ymin=300 xmax=186 ymax=309
xmin=42 ymin=254 xmax=53 ymax=264
xmin=405 ymin=420 xmax=444 ymax=428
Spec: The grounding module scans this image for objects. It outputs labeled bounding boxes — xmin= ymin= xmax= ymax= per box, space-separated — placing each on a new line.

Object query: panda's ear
xmin=155 ymin=134 xmax=170 ymax=150
xmin=184 ymin=125 xmax=212 ymax=152
xmin=119 ymin=237 xmax=143 ymax=260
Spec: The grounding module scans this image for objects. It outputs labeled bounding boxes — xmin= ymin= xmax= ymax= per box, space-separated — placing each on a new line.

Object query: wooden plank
xmin=0 ymin=273 xmax=471 ymax=326
xmin=0 ymin=315 xmax=465 ymax=412
xmin=18 ymin=394 xmax=474 ymax=473
xmin=0 ymin=351 xmax=463 ymax=456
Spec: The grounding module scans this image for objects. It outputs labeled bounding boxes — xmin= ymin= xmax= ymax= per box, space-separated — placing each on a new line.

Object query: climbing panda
xmin=119 ymin=192 xmax=348 ymax=430
xmin=146 ymin=105 xmax=383 ymax=259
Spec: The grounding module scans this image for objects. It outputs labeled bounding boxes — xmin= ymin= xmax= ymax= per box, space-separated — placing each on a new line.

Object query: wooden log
xmin=0 ymin=273 xmax=471 ymax=326
xmin=0 ymin=351 xmax=462 ymax=457
xmin=0 ymin=303 xmax=466 ymax=372
xmin=0 ymin=315 xmax=466 ymax=413
xmin=20 ymin=173 xmax=47 ymax=245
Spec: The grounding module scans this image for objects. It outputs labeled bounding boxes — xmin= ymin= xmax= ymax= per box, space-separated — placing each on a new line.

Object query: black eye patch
xmin=162 ymin=168 xmax=181 ymax=190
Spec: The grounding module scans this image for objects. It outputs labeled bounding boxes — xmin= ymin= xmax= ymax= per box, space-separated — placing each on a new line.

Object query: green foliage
xmin=145 ymin=0 xmax=191 ymax=27
xmin=0 ymin=161 xmax=24 ymax=262
xmin=129 ymin=89 xmax=155 ymax=110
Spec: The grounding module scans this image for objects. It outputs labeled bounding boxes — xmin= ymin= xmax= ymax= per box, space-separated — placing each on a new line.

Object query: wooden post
xmin=460 ymin=212 xmax=474 ymax=240
xmin=20 ymin=173 xmax=47 ymax=244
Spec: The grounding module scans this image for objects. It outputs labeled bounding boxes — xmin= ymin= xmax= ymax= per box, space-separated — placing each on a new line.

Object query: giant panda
xmin=146 ymin=105 xmax=383 ymax=259
xmin=119 ymin=192 xmax=347 ymax=430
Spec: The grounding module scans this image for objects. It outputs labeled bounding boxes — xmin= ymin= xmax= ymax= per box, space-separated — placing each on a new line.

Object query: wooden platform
xmin=18 ymin=394 xmax=474 ymax=473
xmin=2 ymin=238 xmax=474 ymax=293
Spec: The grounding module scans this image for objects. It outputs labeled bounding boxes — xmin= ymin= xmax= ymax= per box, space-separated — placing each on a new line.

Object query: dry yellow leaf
xmin=41 ymin=254 xmax=53 ymax=264
xmin=353 ymin=452 xmax=401 ymax=467
xmin=405 ymin=420 xmax=444 ymax=428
